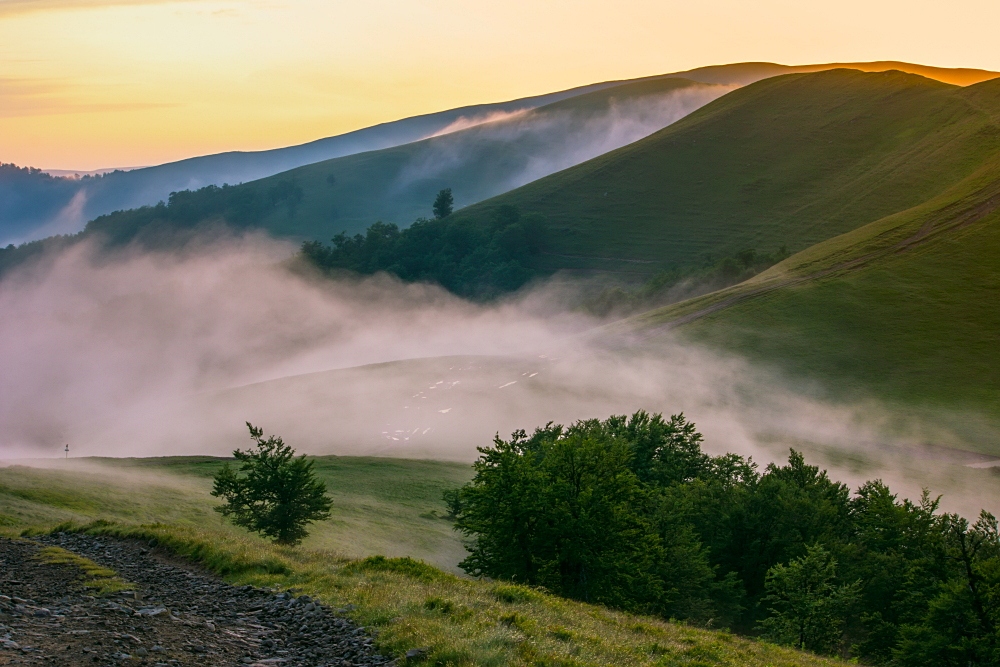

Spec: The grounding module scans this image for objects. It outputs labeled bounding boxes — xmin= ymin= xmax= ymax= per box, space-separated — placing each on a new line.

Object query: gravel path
xmin=0 ymin=534 xmax=397 ymax=667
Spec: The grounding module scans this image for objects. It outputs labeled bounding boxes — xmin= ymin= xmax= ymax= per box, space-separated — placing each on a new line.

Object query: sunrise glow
xmin=3 ymin=0 xmax=1000 ymax=170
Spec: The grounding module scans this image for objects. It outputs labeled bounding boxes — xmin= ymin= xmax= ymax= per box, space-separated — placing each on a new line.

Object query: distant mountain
xmin=5 ymin=61 xmax=995 ymax=246
xmin=171 ymin=76 xmax=732 ymax=240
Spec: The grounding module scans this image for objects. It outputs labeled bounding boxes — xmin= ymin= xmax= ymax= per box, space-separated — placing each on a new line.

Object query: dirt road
xmin=0 ymin=534 xmax=393 ymax=667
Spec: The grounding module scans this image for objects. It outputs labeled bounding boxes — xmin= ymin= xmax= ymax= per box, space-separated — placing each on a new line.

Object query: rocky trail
xmin=0 ymin=534 xmax=396 ymax=667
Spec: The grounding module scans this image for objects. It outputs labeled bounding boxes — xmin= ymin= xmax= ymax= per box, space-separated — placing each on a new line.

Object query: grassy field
xmin=0 ymin=457 xmax=841 ymax=667
xmin=453 ymin=70 xmax=1000 ymax=278
xmin=621 ymin=131 xmax=1000 ymax=422
xmin=0 ymin=456 xmax=471 ymax=570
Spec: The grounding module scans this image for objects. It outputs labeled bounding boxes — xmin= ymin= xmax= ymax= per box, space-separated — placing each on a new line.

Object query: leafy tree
xmin=211 ymin=423 xmax=332 ymax=545
xmin=841 ymin=483 xmax=947 ymax=664
xmin=444 ymin=409 xmax=1000 ymax=661
xmin=432 ymin=188 xmax=454 ymax=218
xmin=300 ymin=205 xmax=547 ymax=299
xmin=757 ymin=544 xmax=860 ymax=655
xmin=895 ymin=511 xmax=1000 ymax=666
xmin=452 ymin=413 xmax=722 ymax=621
xmin=720 ymin=450 xmax=852 ymax=630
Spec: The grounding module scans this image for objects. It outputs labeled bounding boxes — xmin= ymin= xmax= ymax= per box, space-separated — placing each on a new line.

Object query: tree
xmin=757 ymin=543 xmax=860 ymax=655
xmin=894 ymin=511 xmax=1000 ymax=666
xmin=211 ymin=423 xmax=332 ymax=545
xmin=432 ymin=188 xmax=453 ymax=218
xmin=451 ymin=414 xmax=721 ymax=620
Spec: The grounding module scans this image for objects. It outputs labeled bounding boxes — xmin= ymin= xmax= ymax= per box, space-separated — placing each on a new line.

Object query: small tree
xmin=212 ymin=423 xmax=332 ymax=545
xmin=757 ymin=544 xmax=860 ymax=655
xmin=433 ymin=188 xmax=453 ymax=219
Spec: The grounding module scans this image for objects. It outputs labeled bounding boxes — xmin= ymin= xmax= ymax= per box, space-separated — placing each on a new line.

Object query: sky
xmin=3 ymin=0 xmax=1000 ymax=171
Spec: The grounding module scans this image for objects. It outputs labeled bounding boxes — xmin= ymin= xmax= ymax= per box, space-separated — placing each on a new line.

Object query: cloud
xmin=0 ymin=0 xmax=199 ymax=17
xmin=0 ymin=76 xmax=175 ymax=118
xmin=427 ymin=109 xmax=532 ymax=138
xmin=393 ymin=83 xmax=736 ymax=194
xmin=5 ymin=189 xmax=89 ymax=244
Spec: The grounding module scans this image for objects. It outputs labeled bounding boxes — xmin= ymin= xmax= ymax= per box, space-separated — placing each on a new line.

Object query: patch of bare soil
xmin=0 ymin=535 xmax=394 ymax=667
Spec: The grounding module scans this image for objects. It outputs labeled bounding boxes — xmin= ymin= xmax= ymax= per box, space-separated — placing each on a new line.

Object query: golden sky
xmin=3 ymin=0 xmax=1000 ymax=171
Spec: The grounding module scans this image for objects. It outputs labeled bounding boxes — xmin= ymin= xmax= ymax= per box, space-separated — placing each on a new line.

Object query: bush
xmin=211 ymin=423 xmax=332 ymax=545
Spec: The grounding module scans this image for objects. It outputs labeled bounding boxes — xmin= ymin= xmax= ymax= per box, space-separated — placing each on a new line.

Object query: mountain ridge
xmin=5 ymin=60 xmax=997 ymax=246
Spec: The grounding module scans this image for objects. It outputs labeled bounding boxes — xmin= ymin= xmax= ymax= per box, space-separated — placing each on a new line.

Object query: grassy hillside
xmin=0 ymin=459 xmax=840 ymax=667
xmin=621 ymin=82 xmax=1000 ymax=416
xmin=0 ymin=75 xmax=644 ymax=247
xmin=58 ymin=76 xmax=729 ymax=251
xmin=0 ymin=456 xmax=471 ymax=570
xmin=8 ymin=59 xmax=989 ymax=249
xmin=198 ymin=63 xmax=1000 ymax=243
xmin=226 ymin=77 xmax=729 ymax=239
xmin=453 ymin=69 xmax=1000 ymax=278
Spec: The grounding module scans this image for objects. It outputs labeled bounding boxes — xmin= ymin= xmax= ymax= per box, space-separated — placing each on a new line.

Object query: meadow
xmin=629 ymin=142 xmax=1000 ymax=420
xmin=0 ymin=455 xmax=841 ymax=667
xmin=0 ymin=456 xmax=471 ymax=570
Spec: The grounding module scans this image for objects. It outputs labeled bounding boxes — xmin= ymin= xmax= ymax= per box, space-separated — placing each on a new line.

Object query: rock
xmin=405 ymin=647 xmax=429 ymax=660
xmin=5 ymin=534 xmax=393 ymax=667
xmin=137 ymin=606 xmax=169 ymax=616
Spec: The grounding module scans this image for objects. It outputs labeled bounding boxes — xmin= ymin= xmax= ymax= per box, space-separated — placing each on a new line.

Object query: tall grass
xmin=35 ymin=520 xmax=840 ymax=667
xmin=0 ymin=459 xmax=842 ymax=665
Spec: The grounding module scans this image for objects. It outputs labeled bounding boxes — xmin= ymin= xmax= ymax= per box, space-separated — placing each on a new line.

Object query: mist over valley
xmin=3 ymin=16 xmax=1000 ymax=662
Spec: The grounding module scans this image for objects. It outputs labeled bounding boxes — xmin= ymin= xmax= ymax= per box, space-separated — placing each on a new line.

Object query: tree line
xmin=299 ymin=189 xmax=793 ymax=307
xmin=81 ymin=181 xmax=304 ymax=247
xmin=300 ymin=200 xmax=546 ymax=299
xmin=446 ymin=411 xmax=1000 ymax=665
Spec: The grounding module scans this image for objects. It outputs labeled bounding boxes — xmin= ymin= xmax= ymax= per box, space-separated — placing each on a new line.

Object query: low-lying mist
xmin=394 ymin=83 xmax=734 ymax=199
xmin=2 ymin=236 xmax=997 ymax=517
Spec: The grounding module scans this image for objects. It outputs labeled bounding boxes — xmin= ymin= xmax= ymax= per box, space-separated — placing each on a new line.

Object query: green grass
xmin=75 ymin=62 xmax=999 ymax=248
xmin=0 ymin=459 xmax=844 ymax=665
xmin=35 ymin=545 xmax=135 ymax=595
xmin=454 ymin=70 xmax=1000 ymax=278
xmin=58 ymin=521 xmax=843 ymax=666
xmin=622 ymin=124 xmax=1000 ymax=425
xmin=0 ymin=456 xmax=471 ymax=571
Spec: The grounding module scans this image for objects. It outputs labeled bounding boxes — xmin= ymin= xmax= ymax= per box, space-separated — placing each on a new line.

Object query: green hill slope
xmin=1 ymin=460 xmax=841 ymax=667
xmin=621 ymin=82 xmax=1000 ymax=416
xmin=455 ymin=69 xmax=1000 ymax=277
xmin=5 ymin=62 xmax=996 ymax=271
xmin=232 ymin=77 xmax=730 ymax=238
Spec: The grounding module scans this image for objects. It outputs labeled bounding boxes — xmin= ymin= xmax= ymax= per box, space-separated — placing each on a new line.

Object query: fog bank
xmin=1 ymin=238 xmax=998 ymax=517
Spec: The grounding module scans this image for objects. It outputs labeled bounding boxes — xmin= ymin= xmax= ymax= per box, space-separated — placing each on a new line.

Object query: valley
xmin=4 ymin=23 xmax=1000 ymax=664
